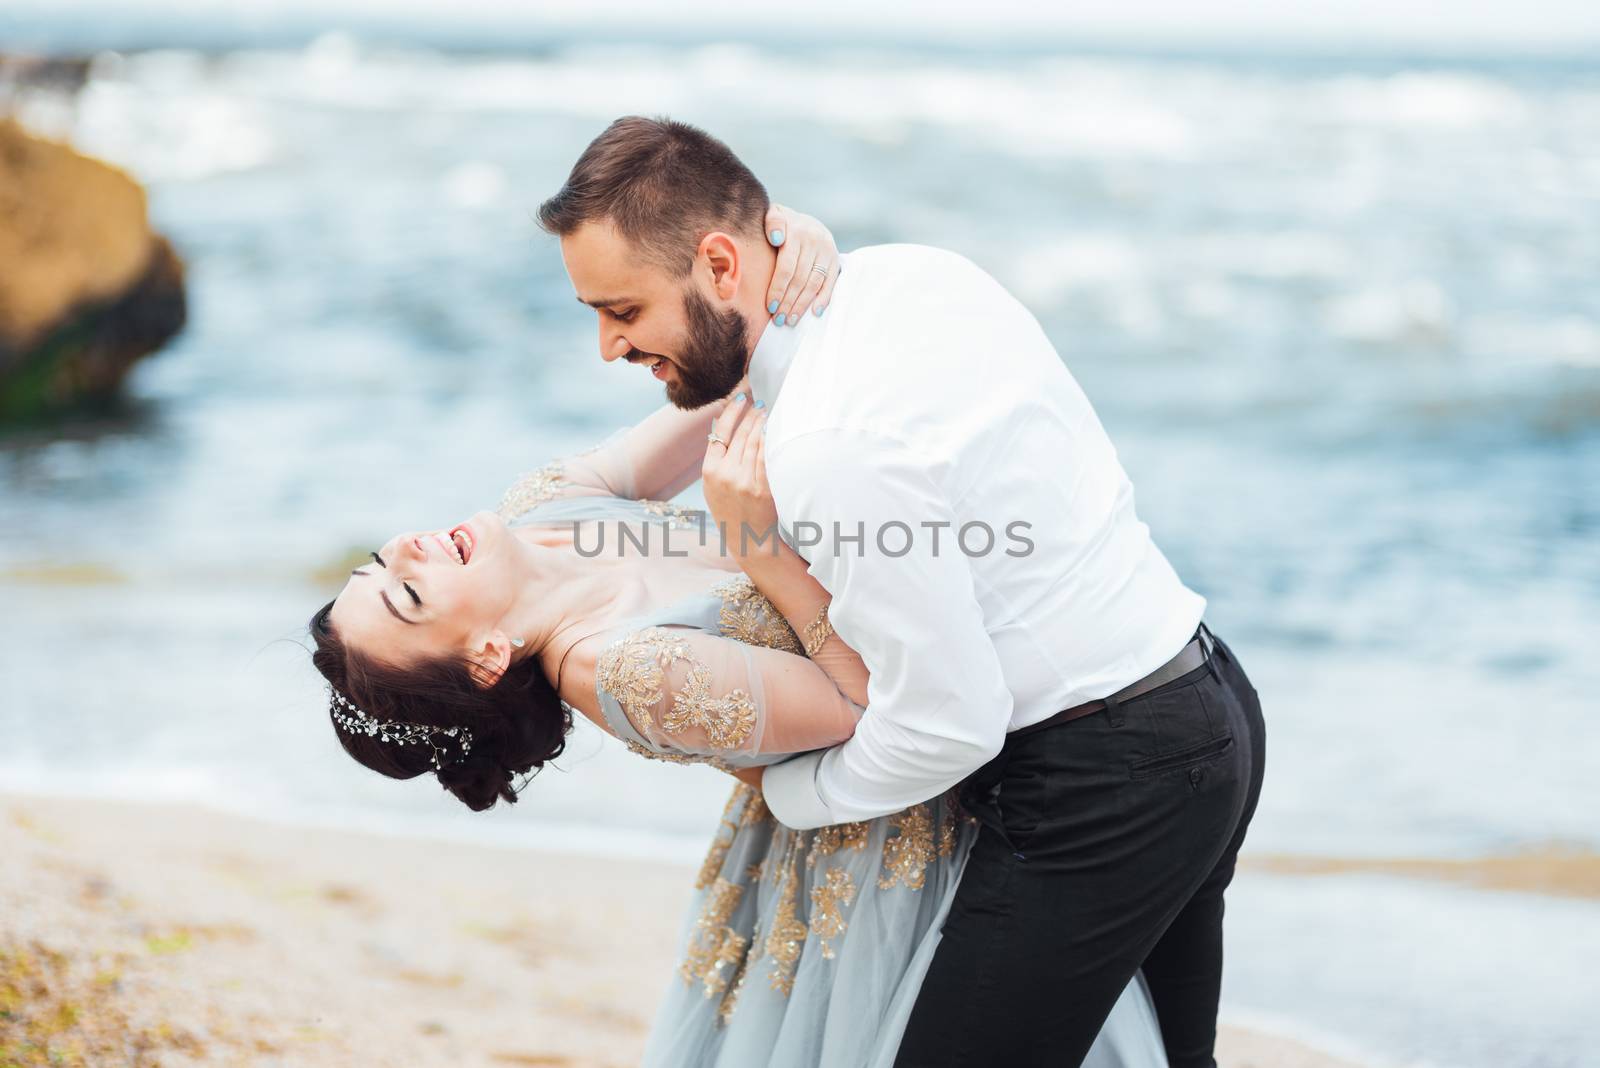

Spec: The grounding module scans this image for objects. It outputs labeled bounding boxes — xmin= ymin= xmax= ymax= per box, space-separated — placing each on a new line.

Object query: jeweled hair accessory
xmin=329 ymin=689 xmax=472 ymax=770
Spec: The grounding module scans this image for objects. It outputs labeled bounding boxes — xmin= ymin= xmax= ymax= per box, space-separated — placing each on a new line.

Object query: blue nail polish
xmin=775 ymin=314 xmax=786 ymax=326
xmin=814 ymin=305 xmax=824 ymax=317
xmin=768 ymin=299 xmax=779 ymax=314
xmin=769 ymin=229 xmax=784 ymax=246
xmin=754 ymin=399 xmax=766 ymax=409
xmin=734 ymin=392 xmax=746 ymax=403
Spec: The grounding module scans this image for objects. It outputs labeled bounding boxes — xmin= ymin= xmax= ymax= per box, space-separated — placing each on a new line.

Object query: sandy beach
xmin=1 ymin=790 xmax=1367 ymax=1067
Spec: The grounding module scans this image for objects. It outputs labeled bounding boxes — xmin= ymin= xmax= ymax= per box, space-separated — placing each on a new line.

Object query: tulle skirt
xmin=641 ymin=783 xmax=1168 ymax=1068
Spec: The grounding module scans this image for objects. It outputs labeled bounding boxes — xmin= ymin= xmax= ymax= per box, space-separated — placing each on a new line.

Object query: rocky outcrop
xmin=0 ymin=117 xmax=186 ymax=422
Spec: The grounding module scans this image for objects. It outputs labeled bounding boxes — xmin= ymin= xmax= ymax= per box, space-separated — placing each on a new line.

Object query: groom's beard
xmin=664 ymin=288 xmax=749 ymax=410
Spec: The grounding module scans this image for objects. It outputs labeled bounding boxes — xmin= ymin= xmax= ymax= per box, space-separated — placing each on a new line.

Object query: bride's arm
xmin=607 ymin=398 xmax=735 ymax=502
xmin=583 ymin=625 xmax=864 ymax=761
xmin=741 ymin=544 xmax=868 ymax=709
xmin=701 ymin=397 xmax=870 ymax=709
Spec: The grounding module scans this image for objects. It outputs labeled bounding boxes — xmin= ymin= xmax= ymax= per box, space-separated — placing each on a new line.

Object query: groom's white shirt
xmin=751 ymin=244 xmax=1206 ymax=830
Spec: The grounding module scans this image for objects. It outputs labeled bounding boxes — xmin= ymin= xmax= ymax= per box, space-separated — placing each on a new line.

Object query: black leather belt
xmin=1014 ymin=624 xmax=1215 ymax=739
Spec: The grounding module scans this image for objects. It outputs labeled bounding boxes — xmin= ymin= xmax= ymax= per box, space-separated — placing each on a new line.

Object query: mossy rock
xmin=0 ymin=117 xmax=187 ymax=424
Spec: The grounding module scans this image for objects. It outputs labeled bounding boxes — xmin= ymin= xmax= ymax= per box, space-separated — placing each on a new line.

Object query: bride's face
xmin=329 ymin=510 xmax=520 ymax=667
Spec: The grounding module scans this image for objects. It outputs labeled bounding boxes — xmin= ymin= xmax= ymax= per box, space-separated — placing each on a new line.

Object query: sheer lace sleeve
xmin=496 ymin=426 xmax=633 ymax=519
xmin=497 ymin=401 xmax=731 ymax=520
xmin=594 ymin=625 xmax=863 ymax=760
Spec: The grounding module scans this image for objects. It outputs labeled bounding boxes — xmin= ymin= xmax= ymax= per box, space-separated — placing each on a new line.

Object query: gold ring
xmin=707 ymin=432 xmax=728 ymax=448
xmin=809 ymin=263 xmax=828 ymax=277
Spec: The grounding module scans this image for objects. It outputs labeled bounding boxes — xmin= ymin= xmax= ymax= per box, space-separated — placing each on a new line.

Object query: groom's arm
xmin=759 ymin=427 xmax=1014 ymax=829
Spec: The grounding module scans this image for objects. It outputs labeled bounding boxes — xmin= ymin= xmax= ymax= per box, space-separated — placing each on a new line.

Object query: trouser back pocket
xmin=1128 ymin=734 xmax=1235 ymax=780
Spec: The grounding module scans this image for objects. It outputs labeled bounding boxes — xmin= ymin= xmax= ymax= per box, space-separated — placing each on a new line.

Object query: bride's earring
xmin=511 ymin=637 xmax=525 ymax=648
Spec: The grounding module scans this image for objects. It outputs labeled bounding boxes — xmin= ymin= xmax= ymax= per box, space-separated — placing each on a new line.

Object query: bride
xmin=307 ymin=211 xmax=1167 ymax=1067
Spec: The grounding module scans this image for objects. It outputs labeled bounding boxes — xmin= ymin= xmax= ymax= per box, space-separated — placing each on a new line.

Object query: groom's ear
xmin=698 ymin=232 xmax=742 ymax=300
xmin=467 ymin=631 xmax=513 ymax=689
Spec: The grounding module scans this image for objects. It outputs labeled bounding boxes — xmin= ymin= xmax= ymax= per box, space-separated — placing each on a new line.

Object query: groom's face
xmin=561 ymin=220 xmax=751 ymax=410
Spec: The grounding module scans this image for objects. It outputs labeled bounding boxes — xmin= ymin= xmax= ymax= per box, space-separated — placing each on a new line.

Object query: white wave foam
xmin=62 ymin=43 xmax=1213 ymax=160
xmin=1472 ymin=314 xmax=1600 ymax=368
xmin=1011 ymin=233 xmax=1148 ymax=302
xmin=441 ymin=160 xmax=509 ymax=209
xmin=1182 ymin=231 xmax=1360 ymax=283
xmin=73 ymin=57 xmax=276 ymax=181
xmin=1318 ymin=71 xmax=1531 ymax=128
xmin=1323 ymin=280 xmax=1455 ymax=347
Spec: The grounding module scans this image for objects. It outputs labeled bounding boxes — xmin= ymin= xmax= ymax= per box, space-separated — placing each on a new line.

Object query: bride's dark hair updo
xmin=308 ymin=601 xmax=573 ymax=812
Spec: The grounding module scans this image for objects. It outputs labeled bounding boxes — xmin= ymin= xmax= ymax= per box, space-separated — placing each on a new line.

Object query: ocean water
xmin=1 ymin=28 xmax=1596 ymax=1067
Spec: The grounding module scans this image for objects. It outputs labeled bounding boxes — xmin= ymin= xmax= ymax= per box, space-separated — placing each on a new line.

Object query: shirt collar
xmin=747 ymin=250 xmax=852 ymax=405
xmin=748 ymin=246 xmax=850 ymax=405
xmin=746 ymin=308 xmax=811 ymax=407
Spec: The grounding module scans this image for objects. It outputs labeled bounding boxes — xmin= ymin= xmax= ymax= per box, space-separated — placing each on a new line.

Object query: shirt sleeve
xmin=759 ymin=428 xmax=1015 ymax=828
xmin=594 ymin=626 xmax=864 ymax=760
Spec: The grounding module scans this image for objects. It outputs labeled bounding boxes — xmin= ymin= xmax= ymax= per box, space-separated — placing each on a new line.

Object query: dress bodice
xmin=502 ymin=469 xmax=813 ymax=773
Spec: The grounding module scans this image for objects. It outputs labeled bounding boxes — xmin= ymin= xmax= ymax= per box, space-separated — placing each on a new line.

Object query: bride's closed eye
xmin=370 ymin=550 xmax=423 ymax=607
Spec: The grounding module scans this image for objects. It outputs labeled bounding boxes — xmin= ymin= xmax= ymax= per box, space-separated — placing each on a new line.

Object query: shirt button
xmin=1189 ymin=767 xmax=1203 ymax=786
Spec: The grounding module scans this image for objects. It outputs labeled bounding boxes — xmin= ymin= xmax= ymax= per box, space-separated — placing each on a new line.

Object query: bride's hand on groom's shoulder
xmin=764 ymin=204 xmax=841 ymax=326
xmin=702 ymin=393 xmax=777 ymax=559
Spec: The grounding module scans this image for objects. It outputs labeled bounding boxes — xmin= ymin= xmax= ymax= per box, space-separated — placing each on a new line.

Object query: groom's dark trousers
xmin=894 ymin=623 xmax=1266 ymax=1068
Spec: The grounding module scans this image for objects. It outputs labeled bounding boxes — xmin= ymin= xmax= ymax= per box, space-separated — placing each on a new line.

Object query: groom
xmin=539 ymin=116 xmax=1265 ymax=1068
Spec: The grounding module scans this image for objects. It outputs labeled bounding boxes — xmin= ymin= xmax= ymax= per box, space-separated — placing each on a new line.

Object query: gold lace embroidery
xmin=661 ymin=658 xmax=758 ymax=750
xmin=640 ymin=498 xmax=702 ymax=529
xmin=808 ymin=868 xmax=857 ymax=960
xmin=676 ymin=795 xmax=973 ymax=1025
xmin=806 ymin=821 xmax=870 ymax=869
xmin=598 ymin=627 xmax=758 ymax=751
xmin=763 ymin=832 xmax=808 ymax=995
xmin=696 ymin=787 xmax=747 ymax=890
xmin=938 ymin=806 xmax=958 ymax=859
xmin=495 ymin=460 xmax=568 ymax=520
xmin=622 ymin=737 xmax=738 ymax=774
xmin=878 ymin=803 xmax=936 ymax=891
xmin=740 ymin=790 xmax=771 ymax=828
xmin=677 ymin=795 xmax=974 ymax=1025
xmin=719 ymin=918 xmax=760 ymax=1026
xmin=711 ymin=574 xmax=804 ymax=655
xmin=940 ymin=786 xmax=980 ymax=853
xmin=801 ymin=603 xmax=835 ymax=658
xmin=679 ymin=878 xmax=748 ymax=1003
xmin=678 ymin=785 xmax=781 ymax=1026
xmin=595 ymin=627 xmax=686 ymax=735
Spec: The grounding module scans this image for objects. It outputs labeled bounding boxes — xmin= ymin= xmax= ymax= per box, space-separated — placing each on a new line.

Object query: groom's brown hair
xmin=537 ymin=116 xmax=769 ymax=277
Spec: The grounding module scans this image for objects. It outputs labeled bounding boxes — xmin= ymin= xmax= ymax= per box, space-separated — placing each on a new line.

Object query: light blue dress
xmin=500 ymin=446 xmax=1169 ymax=1068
